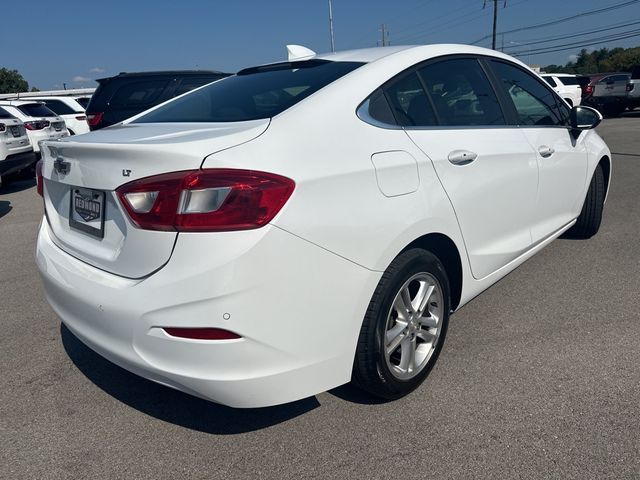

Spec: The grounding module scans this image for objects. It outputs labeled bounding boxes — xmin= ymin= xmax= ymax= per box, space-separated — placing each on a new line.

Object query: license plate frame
xmin=69 ymin=187 xmax=105 ymax=239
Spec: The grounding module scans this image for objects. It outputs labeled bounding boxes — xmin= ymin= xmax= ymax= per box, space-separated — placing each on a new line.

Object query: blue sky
xmin=2 ymin=0 xmax=639 ymax=90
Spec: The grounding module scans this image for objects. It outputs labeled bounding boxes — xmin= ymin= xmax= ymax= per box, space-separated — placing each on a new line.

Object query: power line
xmin=509 ymin=29 xmax=640 ymax=57
xmin=472 ymin=0 xmax=640 ymax=45
xmin=503 ymin=19 xmax=640 ymax=50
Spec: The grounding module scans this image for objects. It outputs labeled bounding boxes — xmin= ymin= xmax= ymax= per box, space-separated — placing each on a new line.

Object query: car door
xmin=488 ymin=60 xmax=588 ymax=242
xmin=389 ymin=57 xmax=538 ymax=280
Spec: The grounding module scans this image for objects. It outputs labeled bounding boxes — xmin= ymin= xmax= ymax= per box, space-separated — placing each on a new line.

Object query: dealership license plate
xmin=69 ymin=188 xmax=105 ymax=238
xmin=9 ymin=126 xmax=21 ymax=137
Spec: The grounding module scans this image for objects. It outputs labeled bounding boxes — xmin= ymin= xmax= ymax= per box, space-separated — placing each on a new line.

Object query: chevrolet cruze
xmin=36 ymin=45 xmax=610 ymax=408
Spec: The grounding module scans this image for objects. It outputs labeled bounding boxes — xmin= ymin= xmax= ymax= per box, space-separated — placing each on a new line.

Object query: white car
xmin=541 ymin=73 xmax=583 ymax=107
xmin=0 ymin=106 xmax=36 ymax=189
xmin=36 ymin=44 xmax=610 ymax=408
xmin=0 ymin=100 xmax=69 ymax=157
xmin=26 ymin=96 xmax=90 ymax=136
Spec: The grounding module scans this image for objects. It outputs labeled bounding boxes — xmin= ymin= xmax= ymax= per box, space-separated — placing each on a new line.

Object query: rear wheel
xmin=567 ymin=163 xmax=605 ymax=238
xmin=353 ymin=249 xmax=450 ymax=399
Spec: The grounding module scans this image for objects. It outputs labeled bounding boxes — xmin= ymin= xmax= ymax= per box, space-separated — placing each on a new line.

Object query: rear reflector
xmin=163 ymin=328 xmax=241 ymax=340
xmin=36 ymin=160 xmax=44 ymax=197
xmin=116 ymin=169 xmax=295 ymax=232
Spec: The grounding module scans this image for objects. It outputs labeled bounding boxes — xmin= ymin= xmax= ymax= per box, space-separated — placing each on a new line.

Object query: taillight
xmin=116 ymin=169 xmax=295 ymax=232
xmin=24 ymin=120 xmax=50 ymax=130
xmin=0 ymin=123 xmax=5 ymax=132
xmin=583 ymin=85 xmax=594 ymax=96
xmin=86 ymin=112 xmax=103 ymax=129
xmin=75 ymin=115 xmax=87 ymax=121
xmin=627 ymin=83 xmax=635 ymax=92
xmin=36 ymin=160 xmax=44 ymax=197
xmin=163 ymin=328 xmax=241 ymax=340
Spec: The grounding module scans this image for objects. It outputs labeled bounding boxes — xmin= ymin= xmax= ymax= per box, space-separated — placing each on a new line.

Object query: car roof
xmin=253 ymin=44 xmax=529 ymax=71
xmin=544 ymin=73 xmax=576 ymax=77
xmin=0 ymin=99 xmax=45 ymax=106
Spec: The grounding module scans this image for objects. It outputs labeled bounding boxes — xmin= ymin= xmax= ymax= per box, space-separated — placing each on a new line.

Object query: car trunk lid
xmin=40 ymin=120 xmax=269 ymax=278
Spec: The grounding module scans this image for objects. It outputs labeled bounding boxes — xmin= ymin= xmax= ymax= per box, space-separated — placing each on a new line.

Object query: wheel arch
xmin=400 ymin=233 xmax=463 ymax=311
xmin=599 ymin=155 xmax=611 ymax=201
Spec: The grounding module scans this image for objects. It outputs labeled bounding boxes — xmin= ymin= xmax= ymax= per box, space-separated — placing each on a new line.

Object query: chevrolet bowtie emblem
xmin=53 ymin=157 xmax=70 ymax=175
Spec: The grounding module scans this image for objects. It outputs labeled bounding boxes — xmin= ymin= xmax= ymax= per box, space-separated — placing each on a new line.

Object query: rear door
xmin=394 ymin=57 xmax=538 ymax=280
xmin=488 ymin=60 xmax=588 ymax=242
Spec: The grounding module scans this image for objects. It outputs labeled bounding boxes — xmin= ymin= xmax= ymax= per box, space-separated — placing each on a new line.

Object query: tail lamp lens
xmin=24 ymin=120 xmax=50 ymax=130
xmin=86 ymin=112 xmax=103 ymax=128
xmin=36 ymin=160 xmax=44 ymax=197
xmin=116 ymin=169 xmax=295 ymax=232
xmin=0 ymin=123 xmax=5 ymax=132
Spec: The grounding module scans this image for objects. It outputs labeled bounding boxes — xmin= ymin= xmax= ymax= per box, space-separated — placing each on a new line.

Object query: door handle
xmin=538 ymin=145 xmax=555 ymax=158
xmin=448 ymin=150 xmax=477 ymax=166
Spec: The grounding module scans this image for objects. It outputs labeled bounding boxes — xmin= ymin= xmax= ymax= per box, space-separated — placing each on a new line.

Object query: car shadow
xmin=1 ymin=178 xmax=36 ymax=194
xmin=0 ymin=200 xmax=11 ymax=219
xmin=60 ymin=324 xmax=320 ymax=434
xmin=328 ymin=383 xmax=392 ymax=405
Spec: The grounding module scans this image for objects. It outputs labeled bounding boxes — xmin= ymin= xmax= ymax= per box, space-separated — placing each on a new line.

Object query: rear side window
xmin=418 ymin=58 xmax=505 ymax=126
xmin=76 ymin=97 xmax=90 ymax=109
xmin=632 ymin=66 xmax=640 ymax=80
xmin=558 ymin=76 xmax=579 ymax=86
xmin=0 ymin=107 xmax=13 ymax=119
xmin=110 ymin=80 xmax=169 ymax=107
xmin=490 ymin=60 xmax=567 ymax=126
xmin=363 ymin=89 xmax=397 ymax=126
xmin=42 ymin=99 xmax=78 ymax=115
xmin=383 ymin=73 xmax=436 ymax=127
xmin=542 ymin=76 xmax=557 ymax=87
xmin=17 ymin=103 xmax=57 ymax=117
xmin=135 ymin=60 xmax=363 ymax=123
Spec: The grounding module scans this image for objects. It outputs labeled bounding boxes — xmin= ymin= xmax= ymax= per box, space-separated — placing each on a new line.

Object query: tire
xmin=567 ymin=163 xmax=605 ymax=239
xmin=353 ymin=248 xmax=451 ymax=400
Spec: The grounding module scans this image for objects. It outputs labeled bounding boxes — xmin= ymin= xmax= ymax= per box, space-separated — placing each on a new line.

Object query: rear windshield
xmin=558 ymin=76 xmax=580 ymax=86
xmin=135 ymin=60 xmax=364 ymax=123
xmin=0 ymin=106 xmax=14 ymax=119
xmin=17 ymin=103 xmax=57 ymax=118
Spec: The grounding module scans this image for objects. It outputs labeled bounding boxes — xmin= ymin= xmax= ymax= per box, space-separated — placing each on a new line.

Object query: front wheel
xmin=352 ymin=249 xmax=450 ymax=399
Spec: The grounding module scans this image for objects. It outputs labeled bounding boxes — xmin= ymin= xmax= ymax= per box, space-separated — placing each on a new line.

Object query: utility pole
xmin=380 ymin=23 xmax=388 ymax=47
xmin=328 ymin=0 xmax=335 ymax=52
xmin=484 ymin=0 xmax=506 ymax=50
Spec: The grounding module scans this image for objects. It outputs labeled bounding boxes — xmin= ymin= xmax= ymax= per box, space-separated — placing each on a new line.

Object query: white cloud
xmin=72 ymin=76 xmax=91 ymax=83
xmin=89 ymin=67 xmax=105 ymax=73
xmin=568 ymin=54 xmax=578 ymax=63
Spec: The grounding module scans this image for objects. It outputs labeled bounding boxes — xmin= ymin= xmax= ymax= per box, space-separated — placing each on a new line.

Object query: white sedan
xmin=36 ymin=44 xmax=610 ymax=408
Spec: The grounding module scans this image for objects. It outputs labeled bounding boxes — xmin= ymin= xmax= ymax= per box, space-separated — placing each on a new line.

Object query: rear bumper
xmin=37 ymin=220 xmax=379 ymax=407
xmin=0 ymin=150 xmax=37 ymax=176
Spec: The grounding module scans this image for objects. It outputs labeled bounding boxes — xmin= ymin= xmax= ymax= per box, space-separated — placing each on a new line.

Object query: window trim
xmin=356 ymin=54 xmax=518 ymax=131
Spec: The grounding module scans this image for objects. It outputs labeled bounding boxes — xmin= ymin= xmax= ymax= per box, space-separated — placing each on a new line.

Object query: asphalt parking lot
xmin=1 ymin=118 xmax=639 ymax=479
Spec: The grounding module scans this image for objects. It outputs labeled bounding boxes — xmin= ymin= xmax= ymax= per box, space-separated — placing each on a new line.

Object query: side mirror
xmin=570 ymin=106 xmax=602 ymax=130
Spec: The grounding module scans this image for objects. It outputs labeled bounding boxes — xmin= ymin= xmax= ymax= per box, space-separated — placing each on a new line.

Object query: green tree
xmin=0 ymin=68 xmax=29 ymax=94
